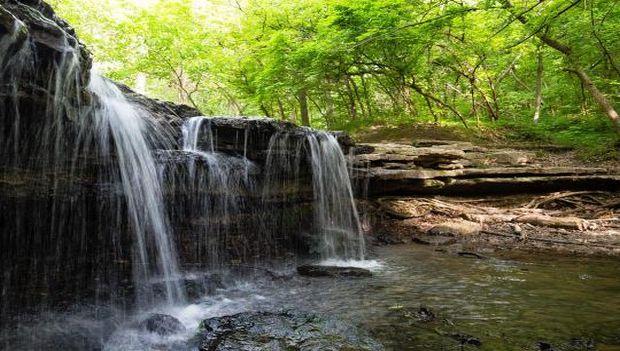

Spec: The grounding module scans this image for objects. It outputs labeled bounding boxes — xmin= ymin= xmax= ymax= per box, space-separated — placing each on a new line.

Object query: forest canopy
xmin=49 ymin=0 xmax=620 ymax=156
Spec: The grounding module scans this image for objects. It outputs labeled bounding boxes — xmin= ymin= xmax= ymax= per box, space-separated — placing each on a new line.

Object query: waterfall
xmin=263 ymin=130 xmax=366 ymax=261
xmin=1 ymin=0 xmax=368 ymax=328
xmin=87 ymin=74 xmax=185 ymax=305
xmin=306 ymin=132 xmax=365 ymax=261
xmin=176 ymin=116 xmax=258 ymax=269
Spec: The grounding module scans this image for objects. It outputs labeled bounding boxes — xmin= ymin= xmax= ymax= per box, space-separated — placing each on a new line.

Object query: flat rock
xmin=297 ymin=265 xmax=372 ymax=277
xmin=194 ymin=310 xmax=383 ymax=351
xmin=485 ymin=150 xmax=532 ymax=166
xmin=428 ymin=221 xmax=482 ymax=236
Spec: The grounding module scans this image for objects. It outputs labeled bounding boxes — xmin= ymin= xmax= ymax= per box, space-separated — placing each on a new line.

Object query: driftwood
xmin=514 ymin=214 xmax=585 ymax=230
xmin=525 ymin=191 xmax=609 ymax=209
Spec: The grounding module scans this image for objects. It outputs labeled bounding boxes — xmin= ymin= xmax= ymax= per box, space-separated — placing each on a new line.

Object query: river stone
xmin=297 ymin=265 xmax=373 ymax=277
xmin=428 ymin=221 xmax=482 ymax=236
xmin=139 ymin=313 xmax=186 ymax=336
xmin=194 ymin=310 xmax=383 ymax=351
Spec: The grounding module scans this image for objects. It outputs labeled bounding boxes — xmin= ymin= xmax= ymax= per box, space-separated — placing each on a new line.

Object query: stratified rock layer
xmin=352 ymin=141 xmax=620 ymax=196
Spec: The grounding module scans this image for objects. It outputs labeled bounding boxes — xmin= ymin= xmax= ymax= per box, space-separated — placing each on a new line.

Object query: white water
xmin=88 ymin=74 xmax=185 ymax=305
xmin=318 ymin=259 xmax=384 ymax=271
xmin=307 ymin=132 xmax=366 ymax=260
xmin=179 ymin=116 xmax=258 ymax=268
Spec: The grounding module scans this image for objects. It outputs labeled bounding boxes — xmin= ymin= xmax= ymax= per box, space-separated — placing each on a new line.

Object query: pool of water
xmin=3 ymin=244 xmax=620 ymax=350
xmin=291 ymin=245 xmax=620 ymax=350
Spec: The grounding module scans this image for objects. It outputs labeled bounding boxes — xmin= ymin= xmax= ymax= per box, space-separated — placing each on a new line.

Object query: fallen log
xmin=514 ymin=214 xmax=586 ymax=230
xmin=481 ymin=230 xmax=620 ymax=249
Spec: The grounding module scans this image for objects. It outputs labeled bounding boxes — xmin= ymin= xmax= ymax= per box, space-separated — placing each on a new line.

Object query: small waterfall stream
xmin=176 ymin=116 xmax=258 ymax=269
xmin=262 ymin=130 xmax=366 ymax=261
xmin=306 ymin=132 xmax=365 ymax=261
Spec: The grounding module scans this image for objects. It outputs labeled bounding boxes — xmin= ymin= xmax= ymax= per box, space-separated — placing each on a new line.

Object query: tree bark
xmin=533 ymin=47 xmax=544 ymax=123
xmin=298 ymin=89 xmax=310 ymax=126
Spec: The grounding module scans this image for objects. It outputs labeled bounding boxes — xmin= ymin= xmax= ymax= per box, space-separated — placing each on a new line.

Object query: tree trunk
xmin=410 ymin=81 xmax=468 ymax=128
xmin=277 ymin=98 xmax=286 ymax=121
xmin=260 ymin=104 xmax=271 ymax=118
xmin=533 ymin=47 xmax=544 ymax=123
xmin=298 ymin=89 xmax=310 ymax=126
xmin=344 ymin=77 xmax=358 ymax=120
xmin=501 ymin=0 xmax=620 ymax=134
xmin=569 ymin=66 xmax=620 ymax=133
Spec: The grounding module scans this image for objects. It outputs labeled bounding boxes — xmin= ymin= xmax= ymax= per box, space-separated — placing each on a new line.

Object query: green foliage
xmin=50 ymin=0 xmax=619 ymax=155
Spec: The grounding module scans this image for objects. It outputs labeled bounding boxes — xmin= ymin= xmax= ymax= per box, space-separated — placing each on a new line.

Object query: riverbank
xmin=352 ymin=131 xmax=619 ymax=257
xmin=364 ymin=192 xmax=620 ymax=257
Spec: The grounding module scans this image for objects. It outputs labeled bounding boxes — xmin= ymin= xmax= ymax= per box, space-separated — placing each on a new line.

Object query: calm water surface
xmin=264 ymin=245 xmax=620 ymax=350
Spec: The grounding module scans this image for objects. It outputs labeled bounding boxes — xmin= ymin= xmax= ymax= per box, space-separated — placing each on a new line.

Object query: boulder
xmin=139 ymin=314 xmax=186 ymax=336
xmin=428 ymin=221 xmax=482 ymax=236
xmin=297 ymin=265 xmax=372 ymax=277
xmin=194 ymin=310 xmax=383 ymax=351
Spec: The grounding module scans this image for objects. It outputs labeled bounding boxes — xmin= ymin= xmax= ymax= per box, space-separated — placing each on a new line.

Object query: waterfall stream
xmin=262 ymin=130 xmax=366 ymax=261
xmin=306 ymin=132 xmax=365 ymax=261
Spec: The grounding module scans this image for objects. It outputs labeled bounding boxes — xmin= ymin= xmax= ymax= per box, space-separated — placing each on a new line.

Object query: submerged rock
xmin=152 ymin=273 xmax=226 ymax=302
xmin=139 ymin=314 xmax=186 ymax=336
xmin=537 ymin=341 xmax=555 ymax=351
xmin=450 ymin=333 xmax=482 ymax=347
xmin=412 ymin=235 xmax=457 ymax=246
xmin=457 ymin=251 xmax=488 ymax=260
xmin=194 ymin=310 xmax=383 ymax=351
xmin=413 ymin=306 xmax=436 ymax=323
xmin=297 ymin=265 xmax=373 ymax=277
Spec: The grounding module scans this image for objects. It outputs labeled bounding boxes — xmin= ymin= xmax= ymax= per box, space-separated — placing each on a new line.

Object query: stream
xmin=4 ymin=245 xmax=619 ymax=350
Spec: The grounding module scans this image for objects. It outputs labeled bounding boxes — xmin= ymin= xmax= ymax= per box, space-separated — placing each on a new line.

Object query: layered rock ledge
xmin=352 ymin=141 xmax=620 ymax=196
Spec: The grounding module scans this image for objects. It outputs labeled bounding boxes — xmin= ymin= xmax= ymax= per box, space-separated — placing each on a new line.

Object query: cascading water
xmin=174 ymin=116 xmax=259 ymax=269
xmin=87 ymin=74 xmax=185 ymax=306
xmin=262 ymin=130 xmax=366 ymax=261
xmin=306 ymin=132 xmax=365 ymax=261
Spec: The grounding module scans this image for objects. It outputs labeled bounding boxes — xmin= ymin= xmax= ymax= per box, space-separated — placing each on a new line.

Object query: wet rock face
xmin=297 ymin=265 xmax=373 ymax=278
xmin=139 ymin=314 xmax=186 ymax=336
xmin=194 ymin=310 xmax=383 ymax=351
